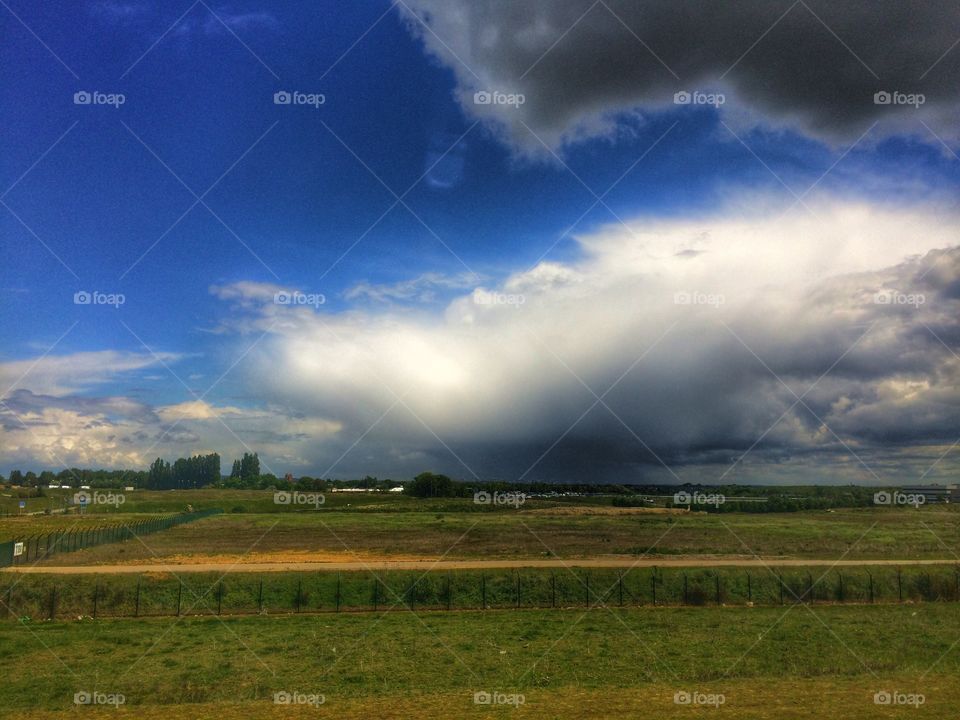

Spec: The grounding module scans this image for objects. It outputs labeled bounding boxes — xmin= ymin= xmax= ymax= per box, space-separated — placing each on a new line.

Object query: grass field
xmin=0 ymin=488 xmax=621 ymax=516
xmin=3 ymin=491 xmax=958 ymax=717
xmin=1 ymin=604 xmax=955 ymax=718
xmin=0 ymin=415 xmax=949 ymax=709
xmin=0 ymin=514 xmax=178 ymax=543
xmin=4 ymin=564 xmax=959 ymax=619
xmin=8 ymin=502 xmax=959 ymax=565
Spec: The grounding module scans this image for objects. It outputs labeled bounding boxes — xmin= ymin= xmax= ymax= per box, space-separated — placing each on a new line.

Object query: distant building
xmin=899 ymin=484 xmax=958 ymax=503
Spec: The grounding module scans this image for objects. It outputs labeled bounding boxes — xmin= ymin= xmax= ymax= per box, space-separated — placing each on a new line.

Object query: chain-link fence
xmin=3 ymin=564 xmax=958 ymax=620
xmin=0 ymin=509 xmax=223 ymax=568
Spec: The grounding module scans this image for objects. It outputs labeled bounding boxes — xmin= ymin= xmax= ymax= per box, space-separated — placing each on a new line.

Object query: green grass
xmin=0 ymin=513 xmax=181 ymax=543
xmin=15 ymin=503 xmax=960 ymax=565
xmin=1 ymin=488 xmax=619 ymax=515
xmin=4 ymin=565 xmax=958 ymax=619
xmin=0 ymin=604 xmax=957 ymax=714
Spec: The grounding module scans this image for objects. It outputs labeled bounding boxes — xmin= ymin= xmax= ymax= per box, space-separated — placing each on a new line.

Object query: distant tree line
xmin=147 ymin=453 xmax=221 ymax=490
xmin=2 ymin=468 xmax=148 ymax=489
xmin=0 ymin=462 xmax=888 ymax=512
xmin=403 ymin=474 xmax=881 ymax=511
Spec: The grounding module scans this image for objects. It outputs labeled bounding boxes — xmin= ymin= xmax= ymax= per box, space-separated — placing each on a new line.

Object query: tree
xmin=406 ymin=472 xmax=455 ymax=498
xmin=230 ymin=459 xmax=242 ymax=479
xmin=239 ymin=452 xmax=260 ymax=481
xmin=8 ymin=470 xmax=23 ymax=486
xmin=148 ymin=457 xmax=171 ymax=489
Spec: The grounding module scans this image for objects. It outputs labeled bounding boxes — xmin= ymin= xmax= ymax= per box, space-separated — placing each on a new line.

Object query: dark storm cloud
xmin=400 ymin=0 xmax=960 ymax=151
xmin=216 ymin=203 xmax=960 ymax=484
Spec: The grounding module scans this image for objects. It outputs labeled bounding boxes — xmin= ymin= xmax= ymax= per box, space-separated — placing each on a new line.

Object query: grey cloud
xmin=345 ymin=272 xmax=480 ymax=304
xmin=400 ymin=0 xmax=960 ymax=152
xmin=221 ymin=204 xmax=960 ymax=484
xmin=2 ymin=389 xmax=161 ymax=425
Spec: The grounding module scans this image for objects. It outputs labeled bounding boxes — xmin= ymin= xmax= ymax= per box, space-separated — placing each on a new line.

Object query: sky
xmin=1 ymin=0 xmax=959 ymax=484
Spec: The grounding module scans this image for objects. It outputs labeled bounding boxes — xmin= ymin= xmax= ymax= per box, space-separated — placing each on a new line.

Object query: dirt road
xmin=5 ymin=556 xmax=958 ymax=574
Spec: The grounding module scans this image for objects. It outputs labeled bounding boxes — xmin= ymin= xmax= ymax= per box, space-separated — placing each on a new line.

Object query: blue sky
xmin=2 ymin=1 xmax=960 ymax=483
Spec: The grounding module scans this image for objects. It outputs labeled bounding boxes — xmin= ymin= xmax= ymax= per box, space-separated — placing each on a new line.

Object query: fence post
xmin=446 ymin=572 xmax=452 ymax=611
xmin=651 ymin=569 xmax=657 ymax=605
xmin=258 ymin=578 xmax=264 ymax=613
xmin=747 ymin=573 xmax=752 ymax=603
xmin=481 ymin=574 xmax=486 ymax=610
xmin=92 ymin=582 xmax=98 ymax=619
xmin=515 ymin=572 xmax=520 ymax=609
xmin=715 ymin=575 xmax=721 ymax=605
xmin=838 ymin=572 xmax=844 ymax=602
xmin=779 ymin=574 xmax=784 ymax=605
xmin=372 ymin=578 xmax=378 ymax=612
xmin=618 ymin=572 xmax=624 ymax=607
xmin=807 ymin=572 xmax=814 ymax=604
xmin=683 ymin=574 xmax=688 ymax=604
xmin=585 ymin=571 xmax=590 ymax=608
xmin=868 ymin=571 xmax=874 ymax=603
xmin=296 ymin=579 xmax=302 ymax=613
xmin=551 ymin=573 xmax=556 ymax=608
xmin=336 ymin=573 xmax=341 ymax=613
xmin=176 ymin=582 xmax=182 ymax=616
xmin=217 ymin=582 xmax=223 ymax=616
xmin=135 ymin=576 xmax=141 ymax=617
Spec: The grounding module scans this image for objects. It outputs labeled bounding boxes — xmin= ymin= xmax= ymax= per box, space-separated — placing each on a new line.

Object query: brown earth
xmin=4 ymin=554 xmax=957 ymax=574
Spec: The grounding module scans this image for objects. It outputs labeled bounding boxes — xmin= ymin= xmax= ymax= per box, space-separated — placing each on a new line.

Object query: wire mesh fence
xmin=3 ymin=564 xmax=958 ymax=620
xmin=0 ymin=509 xmax=223 ymax=568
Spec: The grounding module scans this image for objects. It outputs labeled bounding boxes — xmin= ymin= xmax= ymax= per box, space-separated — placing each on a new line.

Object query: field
xmin=4 ymin=498 xmax=959 ymax=566
xmin=5 ymin=564 xmax=960 ymax=621
xmin=2 ymin=489 xmax=959 ymax=718
xmin=1 ymin=605 xmax=957 ymax=718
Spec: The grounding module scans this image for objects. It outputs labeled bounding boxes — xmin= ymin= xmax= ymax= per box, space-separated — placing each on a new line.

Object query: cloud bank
xmin=399 ymin=0 xmax=960 ymax=153
xmin=203 ymin=198 xmax=960 ymax=483
xmin=3 ymin=199 xmax=958 ymax=483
